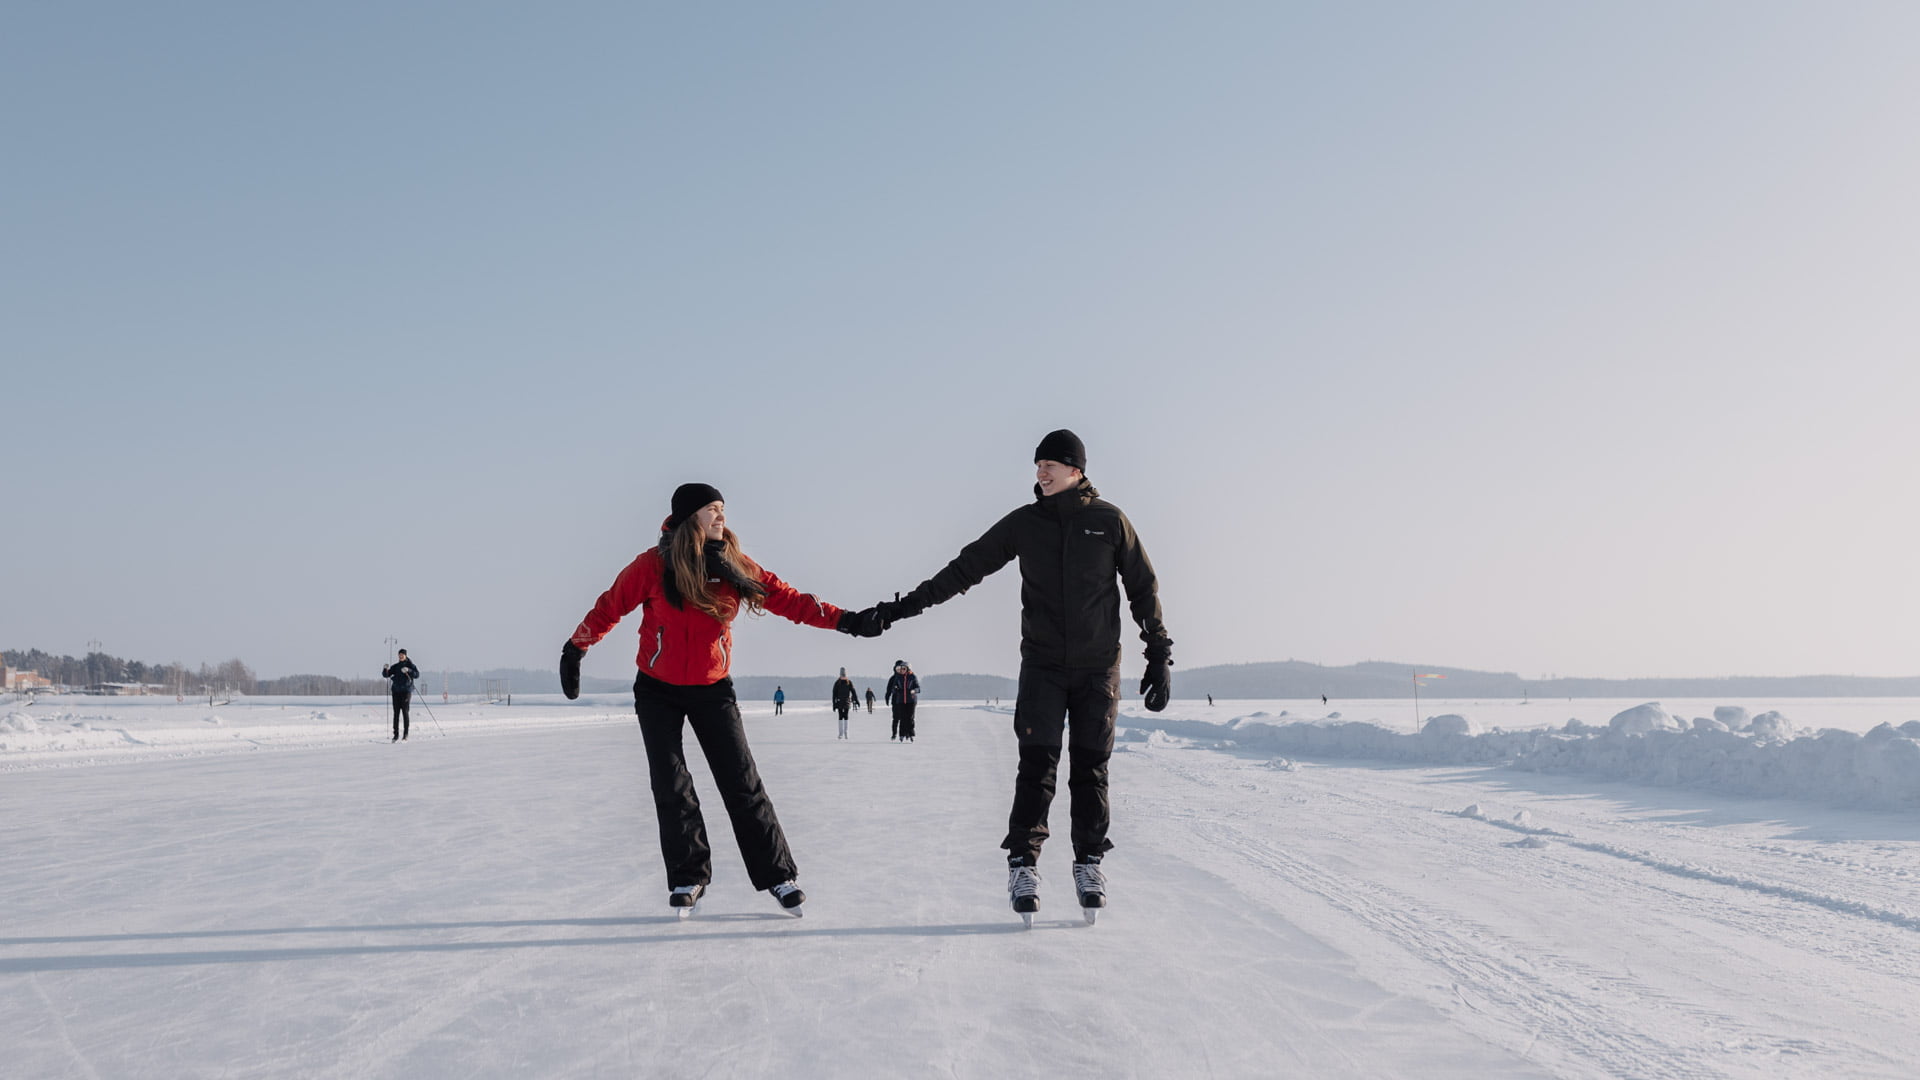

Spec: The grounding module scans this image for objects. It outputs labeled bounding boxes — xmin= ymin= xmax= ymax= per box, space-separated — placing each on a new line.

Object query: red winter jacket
xmin=571 ymin=546 xmax=844 ymax=686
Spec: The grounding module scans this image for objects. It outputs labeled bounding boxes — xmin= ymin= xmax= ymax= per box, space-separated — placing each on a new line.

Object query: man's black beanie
xmin=664 ymin=482 xmax=725 ymax=532
xmin=1034 ymin=429 xmax=1087 ymax=472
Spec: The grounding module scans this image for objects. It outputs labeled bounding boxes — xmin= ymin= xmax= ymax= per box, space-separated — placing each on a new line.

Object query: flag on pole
xmin=1414 ymin=672 xmax=1446 ymax=679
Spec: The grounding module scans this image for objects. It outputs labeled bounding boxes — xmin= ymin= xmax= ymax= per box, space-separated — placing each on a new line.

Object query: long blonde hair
xmin=665 ymin=519 xmax=767 ymax=622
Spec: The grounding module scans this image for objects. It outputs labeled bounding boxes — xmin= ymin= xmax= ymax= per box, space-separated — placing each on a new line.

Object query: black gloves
xmin=1140 ymin=658 xmax=1171 ymax=712
xmin=837 ymin=608 xmax=887 ymax=638
xmin=560 ymin=642 xmax=584 ymax=700
xmin=875 ymin=591 xmax=926 ymax=627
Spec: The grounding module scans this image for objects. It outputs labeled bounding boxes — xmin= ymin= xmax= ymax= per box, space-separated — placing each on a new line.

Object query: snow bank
xmin=1119 ymin=705 xmax=1920 ymax=811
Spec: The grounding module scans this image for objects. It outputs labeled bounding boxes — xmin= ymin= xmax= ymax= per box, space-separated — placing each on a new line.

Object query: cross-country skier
xmin=868 ymin=430 xmax=1171 ymax=925
xmin=559 ymin=483 xmax=885 ymax=917
xmin=831 ymin=667 xmax=857 ymax=739
xmin=884 ymin=660 xmax=920 ymax=741
xmin=382 ymin=649 xmax=420 ymax=742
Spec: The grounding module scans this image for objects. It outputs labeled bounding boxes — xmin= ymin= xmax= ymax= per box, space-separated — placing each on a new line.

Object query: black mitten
xmin=837 ymin=608 xmax=886 ymax=638
xmin=1140 ymin=658 xmax=1171 ymax=712
xmin=560 ymin=642 xmax=585 ymax=700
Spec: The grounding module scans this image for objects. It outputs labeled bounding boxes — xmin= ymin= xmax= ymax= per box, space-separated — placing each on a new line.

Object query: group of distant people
xmin=803 ymin=661 xmax=921 ymax=741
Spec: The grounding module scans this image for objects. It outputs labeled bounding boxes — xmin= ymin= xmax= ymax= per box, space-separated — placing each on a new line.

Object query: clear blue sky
xmin=7 ymin=3 xmax=1918 ymax=684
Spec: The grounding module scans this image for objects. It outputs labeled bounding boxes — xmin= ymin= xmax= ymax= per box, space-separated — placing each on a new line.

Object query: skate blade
xmin=1082 ymin=907 xmax=1098 ymax=926
xmin=1021 ymin=912 xmax=1034 ymax=929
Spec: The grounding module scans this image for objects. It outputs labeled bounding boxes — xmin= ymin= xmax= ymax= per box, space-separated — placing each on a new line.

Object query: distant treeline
xmin=3 ymin=648 xmax=255 ymax=693
xmin=14 ymin=648 xmax=1918 ymax=701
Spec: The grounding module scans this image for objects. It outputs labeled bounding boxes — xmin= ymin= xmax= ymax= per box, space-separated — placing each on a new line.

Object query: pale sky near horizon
xmin=6 ymin=3 xmax=1919 ymax=685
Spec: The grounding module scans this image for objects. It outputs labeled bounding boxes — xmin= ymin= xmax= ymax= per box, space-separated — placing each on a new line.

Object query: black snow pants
xmin=390 ymin=691 xmax=411 ymax=740
xmin=1002 ymin=661 xmax=1119 ymax=864
xmin=633 ymin=672 xmax=796 ymax=891
xmin=892 ymin=701 xmax=916 ymax=740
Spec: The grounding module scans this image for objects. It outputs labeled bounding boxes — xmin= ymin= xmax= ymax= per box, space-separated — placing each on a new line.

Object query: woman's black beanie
xmin=664 ymin=482 xmax=724 ymax=532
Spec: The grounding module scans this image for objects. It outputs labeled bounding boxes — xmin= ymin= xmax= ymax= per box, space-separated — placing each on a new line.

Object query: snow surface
xmin=5 ymin=697 xmax=1920 ymax=1078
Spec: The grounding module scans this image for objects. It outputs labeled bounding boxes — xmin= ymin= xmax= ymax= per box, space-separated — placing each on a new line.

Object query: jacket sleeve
xmin=1116 ymin=511 xmax=1173 ymax=663
xmin=884 ymin=675 xmax=898 ymax=705
xmin=900 ymin=509 xmax=1021 ymax=613
xmin=757 ymin=568 xmax=844 ymax=630
xmin=571 ymin=551 xmax=657 ymax=650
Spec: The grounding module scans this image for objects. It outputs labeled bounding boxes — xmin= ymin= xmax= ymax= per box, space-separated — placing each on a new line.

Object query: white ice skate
xmin=670 ymin=883 xmax=705 ymax=919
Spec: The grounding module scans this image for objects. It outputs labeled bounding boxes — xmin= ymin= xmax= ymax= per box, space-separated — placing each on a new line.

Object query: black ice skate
xmin=770 ymin=881 xmax=805 ymax=917
xmin=669 ymin=883 xmax=705 ymax=919
xmin=1072 ymin=857 xmax=1106 ymax=925
xmin=1008 ymin=862 xmax=1041 ymax=928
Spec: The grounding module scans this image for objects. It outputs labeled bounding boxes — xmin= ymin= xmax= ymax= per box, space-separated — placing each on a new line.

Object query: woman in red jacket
xmin=561 ymin=482 xmax=883 ymax=916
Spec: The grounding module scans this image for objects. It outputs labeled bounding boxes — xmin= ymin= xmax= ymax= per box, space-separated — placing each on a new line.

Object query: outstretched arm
xmin=883 ymin=511 xmax=1021 ymax=622
xmin=757 ymin=569 xmax=845 ymax=630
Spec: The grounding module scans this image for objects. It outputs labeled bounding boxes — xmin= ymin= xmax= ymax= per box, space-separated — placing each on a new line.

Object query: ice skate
xmin=770 ymin=880 xmax=805 ymax=917
xmin=1008 ymin=863 xmax=1041 ymax=928
xmin=670 ymin=883 xmax=705 ymax=918
xmin=1073 ymin=857 xmax=1106 ymax=925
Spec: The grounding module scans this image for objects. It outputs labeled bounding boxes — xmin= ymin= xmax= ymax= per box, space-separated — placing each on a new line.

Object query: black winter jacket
xmin=383 ymin=658 xmax=420 ymax=695
xmin=832 ymin=677 xmax=858 ymax=709
xmin=884 ymin=671 xmax=920 ymax=706
xmin=901 ymin=479 xmax=1170 ymax=669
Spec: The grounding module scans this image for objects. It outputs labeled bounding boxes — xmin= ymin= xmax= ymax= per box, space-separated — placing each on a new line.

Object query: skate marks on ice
xmin=1120 ymin=745 xmax=1920 ymax=1080
xmin=0 ymin=917 xmax=1033 ymax=975
xmin=1445 ymin=807 xmax=1920 ymax=934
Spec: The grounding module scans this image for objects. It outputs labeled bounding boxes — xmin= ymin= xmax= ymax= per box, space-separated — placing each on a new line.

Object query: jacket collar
xmin=1032 ymin=477 xmax=1098 ymax=515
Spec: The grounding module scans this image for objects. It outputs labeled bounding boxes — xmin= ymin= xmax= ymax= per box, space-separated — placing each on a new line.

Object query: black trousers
xmin=891 ymin=702 xmax=916 ymax=739
xmin=634 ymin=673 xmax=796 ymax=891
xmin=1003 ymin=662 xmax=1119 ymax=863
xmin=390 ymin=691 xmax=411 ymax=740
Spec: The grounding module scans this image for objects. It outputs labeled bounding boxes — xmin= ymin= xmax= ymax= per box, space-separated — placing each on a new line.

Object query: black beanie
xmin=1033 ymin=429 xmax=1087 ymax=472
xmin=664 ymin=482 xmax=724 ymax=532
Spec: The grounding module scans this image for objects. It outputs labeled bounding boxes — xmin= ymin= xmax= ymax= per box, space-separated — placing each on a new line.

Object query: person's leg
xmin=1065 ymin=664 xmax=1121 ymax=860
xmin=391 ymin=694 xmax=401 ymax=740
xmin=1002 ymin=663 xmax=1069 ymax=864
xmin=634 ymin=678 xmax=711 ymax=889
xmin=890 ymin=707 xmax=900 ymax=739
xmin=401 ymin=694 xmax=411 ymax=739
xmin=687 ymin=689 xmax=797 ymax=890
xmin=901 ymin=703 xmax=917 ymax=740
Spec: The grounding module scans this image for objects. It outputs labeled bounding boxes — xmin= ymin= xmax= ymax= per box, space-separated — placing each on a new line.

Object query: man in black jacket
xmin=383 ymin=649 xmax=421 ymax=742
xmin=869 ymin=429 xmax=1170 ymax=921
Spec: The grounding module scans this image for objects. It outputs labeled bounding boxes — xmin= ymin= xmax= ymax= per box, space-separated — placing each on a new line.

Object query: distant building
xmin=6 ymin=669 xmax=53 ymax=691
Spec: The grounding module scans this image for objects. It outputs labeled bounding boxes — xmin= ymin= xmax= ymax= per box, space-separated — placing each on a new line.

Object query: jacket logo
xmin=1084 ymin=529 xmax=1105 ymax=536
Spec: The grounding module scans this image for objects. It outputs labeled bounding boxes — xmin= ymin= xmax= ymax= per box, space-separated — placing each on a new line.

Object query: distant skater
xmin=559 ymin=482 xmax=885 ymax=917
xmin=1207 ymin=694 xmax=1213 ymax=706
xmin=832 ymin=667 xmax=857 ymax=739
xmin=383 ymin=649 xmax=420 ymax=742
xmin=865 ymin=687 xmax=875 ymax=714
xmin=867 ymin=429 xmax=1170 ymax=923
xmin=885 ymin=660 xmax=920 ymax=741
xmin=774 ymin=686 xmax=785 ymax=716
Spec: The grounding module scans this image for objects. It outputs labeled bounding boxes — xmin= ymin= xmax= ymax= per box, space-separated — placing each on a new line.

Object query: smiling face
xmin=692 ymin=501 xmax=726 ymax=541
xmin=1035 ymin=459 xmax=1082 ymax=496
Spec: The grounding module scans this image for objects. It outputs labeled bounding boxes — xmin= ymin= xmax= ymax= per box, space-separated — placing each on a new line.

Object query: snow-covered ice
xmin=5 ymin=697 xmax=1920 ymax=1078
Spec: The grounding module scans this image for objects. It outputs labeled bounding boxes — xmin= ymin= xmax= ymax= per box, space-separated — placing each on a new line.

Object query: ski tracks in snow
xmin=1119 ymin=743 xmax=1920 ymax=1080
